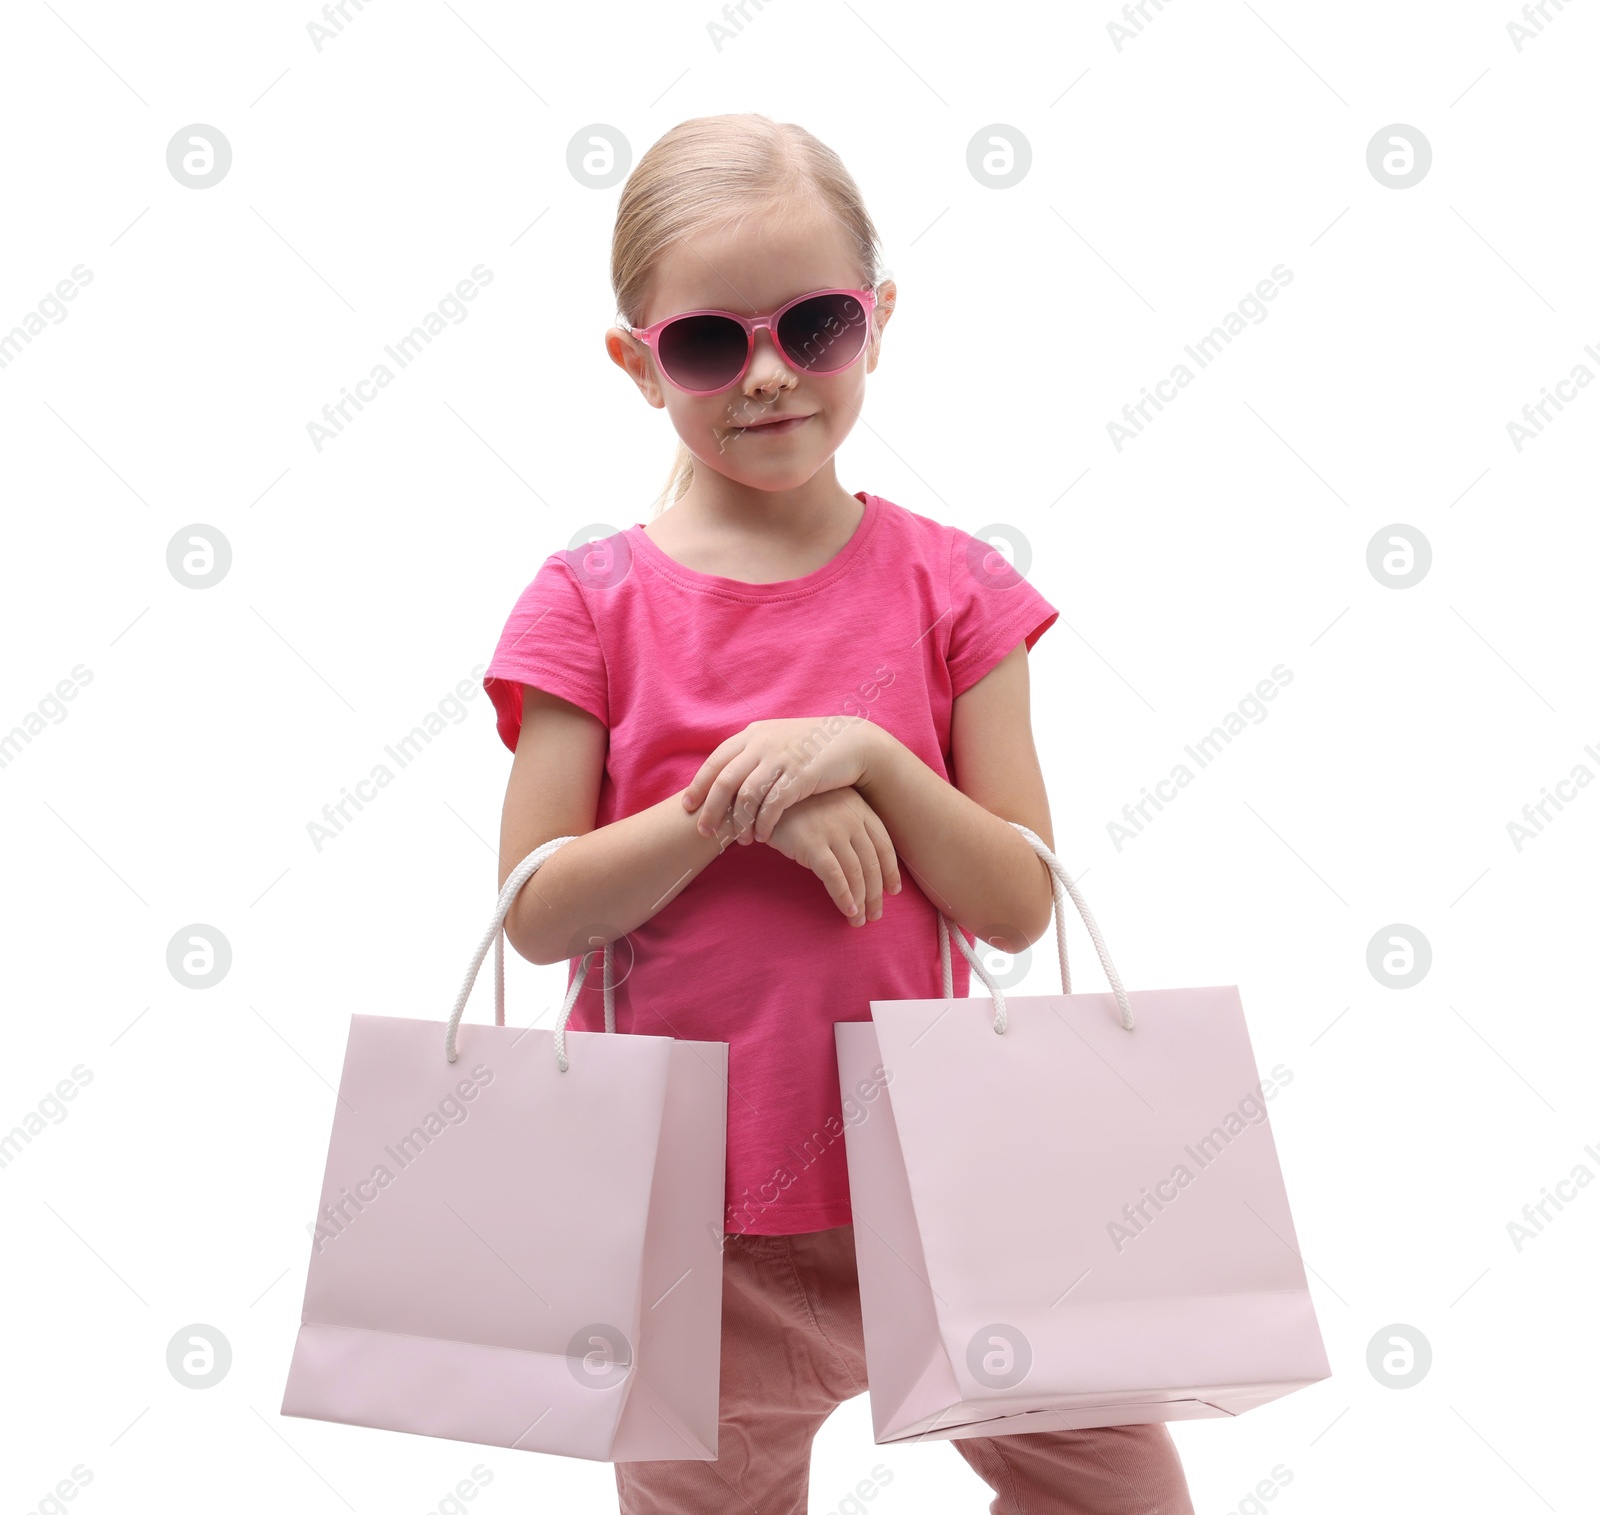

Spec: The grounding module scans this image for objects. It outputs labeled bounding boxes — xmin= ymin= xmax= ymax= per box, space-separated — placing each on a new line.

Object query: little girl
xmin=483 ymin=113 xmax=1194 ymax=1515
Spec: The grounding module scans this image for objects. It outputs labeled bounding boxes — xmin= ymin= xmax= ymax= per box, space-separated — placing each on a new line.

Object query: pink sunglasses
xmin=619 ymin=285 xmax=878 ymax=396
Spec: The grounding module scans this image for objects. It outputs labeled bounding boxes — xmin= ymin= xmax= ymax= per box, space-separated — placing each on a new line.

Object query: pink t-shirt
xmin=483 ymin=490 xmax=1058 ymax=1234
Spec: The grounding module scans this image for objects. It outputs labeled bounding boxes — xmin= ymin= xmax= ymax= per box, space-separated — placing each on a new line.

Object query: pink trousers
xmin=615 ymin=1223 xmax=1195 ymax=1515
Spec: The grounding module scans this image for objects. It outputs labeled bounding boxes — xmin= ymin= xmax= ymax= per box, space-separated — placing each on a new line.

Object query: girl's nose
xmin=744 ymin=328 xmax=795 ymax=394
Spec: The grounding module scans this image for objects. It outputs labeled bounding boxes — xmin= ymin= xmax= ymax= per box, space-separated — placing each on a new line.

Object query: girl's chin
xmin=711 ymin=428 xmax=825 ymax=458
xmin=699 ymin=462 xmax=817 ymax=490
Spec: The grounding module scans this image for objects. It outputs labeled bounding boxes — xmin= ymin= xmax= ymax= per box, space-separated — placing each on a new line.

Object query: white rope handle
xmin=935 ymin=822 xmax=1134 ymax=1034
xmin=445 ymin=834 xmax=616 ymax=1070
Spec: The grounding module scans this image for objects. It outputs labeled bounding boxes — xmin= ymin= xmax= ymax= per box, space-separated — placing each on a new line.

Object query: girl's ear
xmin=866 ymin=280 xmax=896 ymax=369
xmin=873 ymin=282 xmax=896 ymax=337
xmin=605 ymin=327 xmax=666 ymax=408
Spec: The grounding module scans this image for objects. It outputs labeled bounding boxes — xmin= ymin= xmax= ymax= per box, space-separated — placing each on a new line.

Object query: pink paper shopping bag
xmin=282 ymin=835 xmax=728 ymax=1461
xmin=835 ymin=823 xmax=1330 ymax=1444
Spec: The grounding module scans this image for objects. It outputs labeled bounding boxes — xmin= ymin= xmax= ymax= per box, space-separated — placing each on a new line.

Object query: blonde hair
xmin=610 ymin=114 xmax=887 ymax=519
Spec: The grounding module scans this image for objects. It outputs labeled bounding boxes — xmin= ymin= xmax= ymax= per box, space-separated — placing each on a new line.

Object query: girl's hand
xmin=764 ymin=788 xmax=902 ymax=925
xmin=680 ymin=716 xmax=879 ymax=846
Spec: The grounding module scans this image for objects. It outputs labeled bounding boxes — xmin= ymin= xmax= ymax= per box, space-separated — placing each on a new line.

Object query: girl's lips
xmin=734 ymin=414 xmax=810 ymax=436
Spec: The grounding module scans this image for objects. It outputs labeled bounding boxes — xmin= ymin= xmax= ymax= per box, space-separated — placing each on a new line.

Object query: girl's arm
xmin=855 ymin=641 xmax=1055 ymax=955
xmin=498 ymin=685 xmax=900 ymax=963
xmin=498 ymin=686 xmax=732 ymax=965
xmin=675 ymin=644 xmax=1057 ymax=954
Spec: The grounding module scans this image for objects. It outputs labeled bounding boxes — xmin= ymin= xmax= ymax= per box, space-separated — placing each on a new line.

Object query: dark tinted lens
xmin=776 ymin=293 xmax=868 ymax=373
xmin=657 ymin=313 xmax=748 ymax=391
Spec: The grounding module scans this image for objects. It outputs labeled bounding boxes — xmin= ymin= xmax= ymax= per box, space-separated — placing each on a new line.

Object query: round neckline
xmin=627 ymin=491 xmax=880 ymax=601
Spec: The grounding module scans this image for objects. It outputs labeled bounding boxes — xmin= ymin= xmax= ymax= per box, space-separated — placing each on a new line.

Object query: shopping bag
xmin=281 ymin=834 xmax=729 ymax=1461
xmin=835 ymin=823 xmax=1330 ymax=1443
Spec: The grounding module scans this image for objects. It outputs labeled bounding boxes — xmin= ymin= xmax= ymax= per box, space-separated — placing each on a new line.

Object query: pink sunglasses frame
xmin=619 ymin=285 xmax=879 ymax=396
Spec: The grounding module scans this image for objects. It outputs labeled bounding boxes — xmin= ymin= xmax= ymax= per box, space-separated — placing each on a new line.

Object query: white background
xmin=1 ymin=1 xmax=1596 ymax=1512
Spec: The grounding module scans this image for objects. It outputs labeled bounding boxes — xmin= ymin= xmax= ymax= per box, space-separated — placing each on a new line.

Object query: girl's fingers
xmin=697 ymin=753 xmax=762 ymax=838
xmin=750 ymin=768 xmax=805 ymax=844
xmin=814 ymin=851 xmax=855 ymax=918
xmin=733 ymin=767 xmax=783 ymax=845
xmin=834 ymin=840 xmax=867 ymax=925
xmin=849 ymin=827 xmax=884 ymax=922
xmin=861 ymin=808 xmax=902 ymax=895
xmin=681 ymin=736 xmax=744 ymax=810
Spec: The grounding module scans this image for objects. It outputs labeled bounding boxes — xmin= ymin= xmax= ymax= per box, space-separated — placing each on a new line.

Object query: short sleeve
xmin=483 ymin=554 xmax=609 ymax=752
xmin=945 ymin=527 xmax=1060 ymax=698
